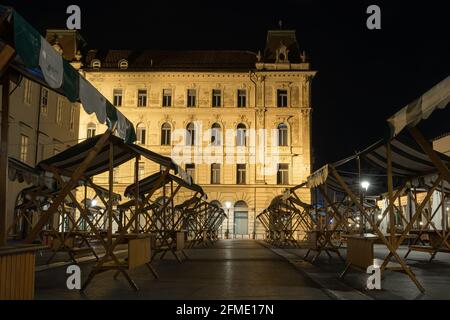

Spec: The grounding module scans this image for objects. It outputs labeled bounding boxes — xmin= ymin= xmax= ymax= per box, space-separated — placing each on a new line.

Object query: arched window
xmin=211 ymin=123 xmax=221 ymax=146
xmin=277 ymin=123 xmax=288 ymax=146
xmin=161 ymin=123 xmax=171 ymax=146
xmin=118 ymin=59 xmax=128 ymax=69
xmin=136 ymin=123 xmax=146 ymax=145
xmin=236 ymin=123 xmax=247 ymax=146
xmin=234 ymin=201 xmax=248 ymax=235
xmin=186 ymin=123 xmax=196 ymax=146
xmin=91 ymin=59 xmax=101 ymax=69
xmin=87 ymin=122 xmax=96 ymax=138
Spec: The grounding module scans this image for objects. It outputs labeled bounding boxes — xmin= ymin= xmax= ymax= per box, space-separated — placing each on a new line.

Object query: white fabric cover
xmin=38 ymin=36 xmax=63 ymax=88
xmin=431 ymin=191 xmax=444 ymax=230
xmin=307 ymin=165 xmax=329 ymax=188
xmin=79 ymin=76 xmax=107 ymax=123
xmin=379 ymin=199 xmax=388 ymax=233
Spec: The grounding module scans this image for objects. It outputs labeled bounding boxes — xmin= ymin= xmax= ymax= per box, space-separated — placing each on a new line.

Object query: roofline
xmin=432 ymin=132 xmax=450 ymax=141
xmin=83 ymin=68 xmax=316 ymax=74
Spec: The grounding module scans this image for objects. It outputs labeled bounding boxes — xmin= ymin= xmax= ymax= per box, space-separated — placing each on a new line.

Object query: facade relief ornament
xmin=300 ymin=108 xmax=312 ymax=117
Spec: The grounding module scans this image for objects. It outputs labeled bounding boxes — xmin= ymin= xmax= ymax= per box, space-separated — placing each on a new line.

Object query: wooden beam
xmin=108 ymin=142 xmax=113 ymax=247
xmin=409 ymin=126 xmax=450 ymax=184
xmin=0 ymin=45 xmax=15 ymax=76
xmin=386 ymin=142 xmax=396 ymax=243
xmin=24 ymin=130 xmax=112 ymax=243
xmin=134 ymin=156 xmax=139 ymax=232
xmin=330 ymin=165 xmax=425 ymax=292
xmin=0 ymin=73 xmax=10 ymax=246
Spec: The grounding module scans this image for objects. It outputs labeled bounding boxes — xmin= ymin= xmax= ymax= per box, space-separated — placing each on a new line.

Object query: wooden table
xmin=340 ymin=233 xmax=417 ymax=278
xmin=304 ymin=230 xmax=344 ymax=263
xmin=41 ymin=230 xmax=98 ymax=264
xmin=82 ymin=233 xmax=157 ymax=291
xmin=0 ymin=244 xmax=46 ymax=299
xmin=406 ymin=229 xmax=450 ymax=262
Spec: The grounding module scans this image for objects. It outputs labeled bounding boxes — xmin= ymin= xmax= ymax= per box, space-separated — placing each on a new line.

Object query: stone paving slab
xmin=34 ymin=240 xmax=332 ymax=300
xmin=262 ymin=244 xmax=373 ymax=300
xmin=282 ymin=244 xmax=450 ymax=300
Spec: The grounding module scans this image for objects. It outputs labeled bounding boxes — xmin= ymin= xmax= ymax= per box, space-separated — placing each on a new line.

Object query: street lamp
xmin=361 ymin=181 xmax=370 ymax=192
xmin=225 ymin=201 xmax=232 ymax=239
xmin=360 ymin=181 xmax=370 ymax=235
xmin=91 ymin=199 xmax=97 ymax=207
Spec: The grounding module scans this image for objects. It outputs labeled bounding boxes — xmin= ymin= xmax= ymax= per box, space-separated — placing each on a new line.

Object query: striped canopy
xmin=124 ymin=171 xmax=204 ymax=198
xmin=306 ymin=133 xmax=450 ymax=195
xmin=387 ymin=75 xmax=450 ymax=137
xmin=38 ymin=134 xmax=180 ymax=179
xmin=361 ymin=133 xmax=450 ymax=177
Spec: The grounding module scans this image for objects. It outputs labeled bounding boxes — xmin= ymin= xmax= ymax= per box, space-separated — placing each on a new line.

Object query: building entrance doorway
xmin=234 ymin=201 xmax=248 ymax=236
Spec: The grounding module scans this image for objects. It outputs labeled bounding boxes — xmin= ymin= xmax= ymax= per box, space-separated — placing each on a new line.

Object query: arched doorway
xmin=234 ymin=201 xmax=248 ymax=236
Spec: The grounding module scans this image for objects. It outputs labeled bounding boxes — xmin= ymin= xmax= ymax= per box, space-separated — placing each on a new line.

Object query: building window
xmin=41 ymin=87 xmax=49 ymax=114
xmin=118 ymin=59 xmax=128 ymax=69
xmin=87 ymin=123 xmax=96 ymax=138
xmin=113 ymin=89 xmax=123 ymax=107
xmin=20 ymin=135 xmax=29 ymax=163
xmin=138 ymin=162 xmax=145 ymax=179
xmin=237 ymin=164 xmax=246 ymax=184
xmin=277 ymin=163 xmax=289 ymax=185
xmin=137 ymin=89 xmax=147 ymax=107
xmin=211 ymin=163 xmax=221 ymax=184
xmin=91 ymin=59 xmax=101 ymax=68
xmin=136 ymin=124 xmax=146 ymax=145
xmin=237 ymin=89 xmax=246 ymax=108
xmin=277 ymin=89 xmax=288 ymax=107
xmin=186 ymin=163 xmax=195 ymax=183
xmin=38 ymin=143 xmax=45 ymax=162
xmin=187 ymin=89 xmax=196 ymax=107
xmin=212 ymin=89 xmax=221 ymax=107
xmin=70 ymin=105 xmax=75 ymax=131
xmin=161 ymin=123 xmax=171 ymax=145
xmin=211 ymin=123 xmax=221 ymax=146
xmin=163 ymin=89 xmax=172 ymax=107
xmin=236 ymin=123 xmax=247 ymax=146
xmin=56 ymin=98 xmax=63 ymax=124
xmin=186 ymin=122 xmax=195 ymax=146
xmin=24 ymin=79 xmax=32 ymax=105
xmin=278 ymin=123 xmax=288 ymax=146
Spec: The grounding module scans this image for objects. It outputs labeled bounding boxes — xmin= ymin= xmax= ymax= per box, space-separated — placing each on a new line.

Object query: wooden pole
xmin=108 ymin=142 xmax=113 ymax=246
xmin=409 ymin=127 xmax=450 ymax=183
xmin=134 ymin=156 xmax=139 ymax=233
xmin=387 ymin=142 xmax=395 ymax=243
xmin=0 ymin=73 xmax=10 ymax=246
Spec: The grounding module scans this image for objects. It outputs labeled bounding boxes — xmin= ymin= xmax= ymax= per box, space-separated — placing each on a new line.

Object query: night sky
xmin=5 ymin=0 xmax=450 ymax=169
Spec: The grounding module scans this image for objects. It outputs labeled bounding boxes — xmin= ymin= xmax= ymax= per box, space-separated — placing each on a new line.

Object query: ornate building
xmin=79 ymin=30 xmax=316 ymax=238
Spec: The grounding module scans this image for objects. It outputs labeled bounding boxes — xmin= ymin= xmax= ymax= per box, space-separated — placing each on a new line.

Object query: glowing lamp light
xmin=356 ymin=224 xmax=360 ymax=228
xmin=91 ymin=199 xmax=97 ymax=207
xmin=356 ymin=217 xmax=360 ymax=221
xmin=225 ymin=201 xmax=232 ymax=209
xmin=348 ymin=224 xmax=352 ymax=227
xmin=419 ymin=222 xmax=424 ymax=226
xmin=377 ymin=214 xmax=383 ymax=220
xmin=361 ymin=181 xmax=370 ymax=191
